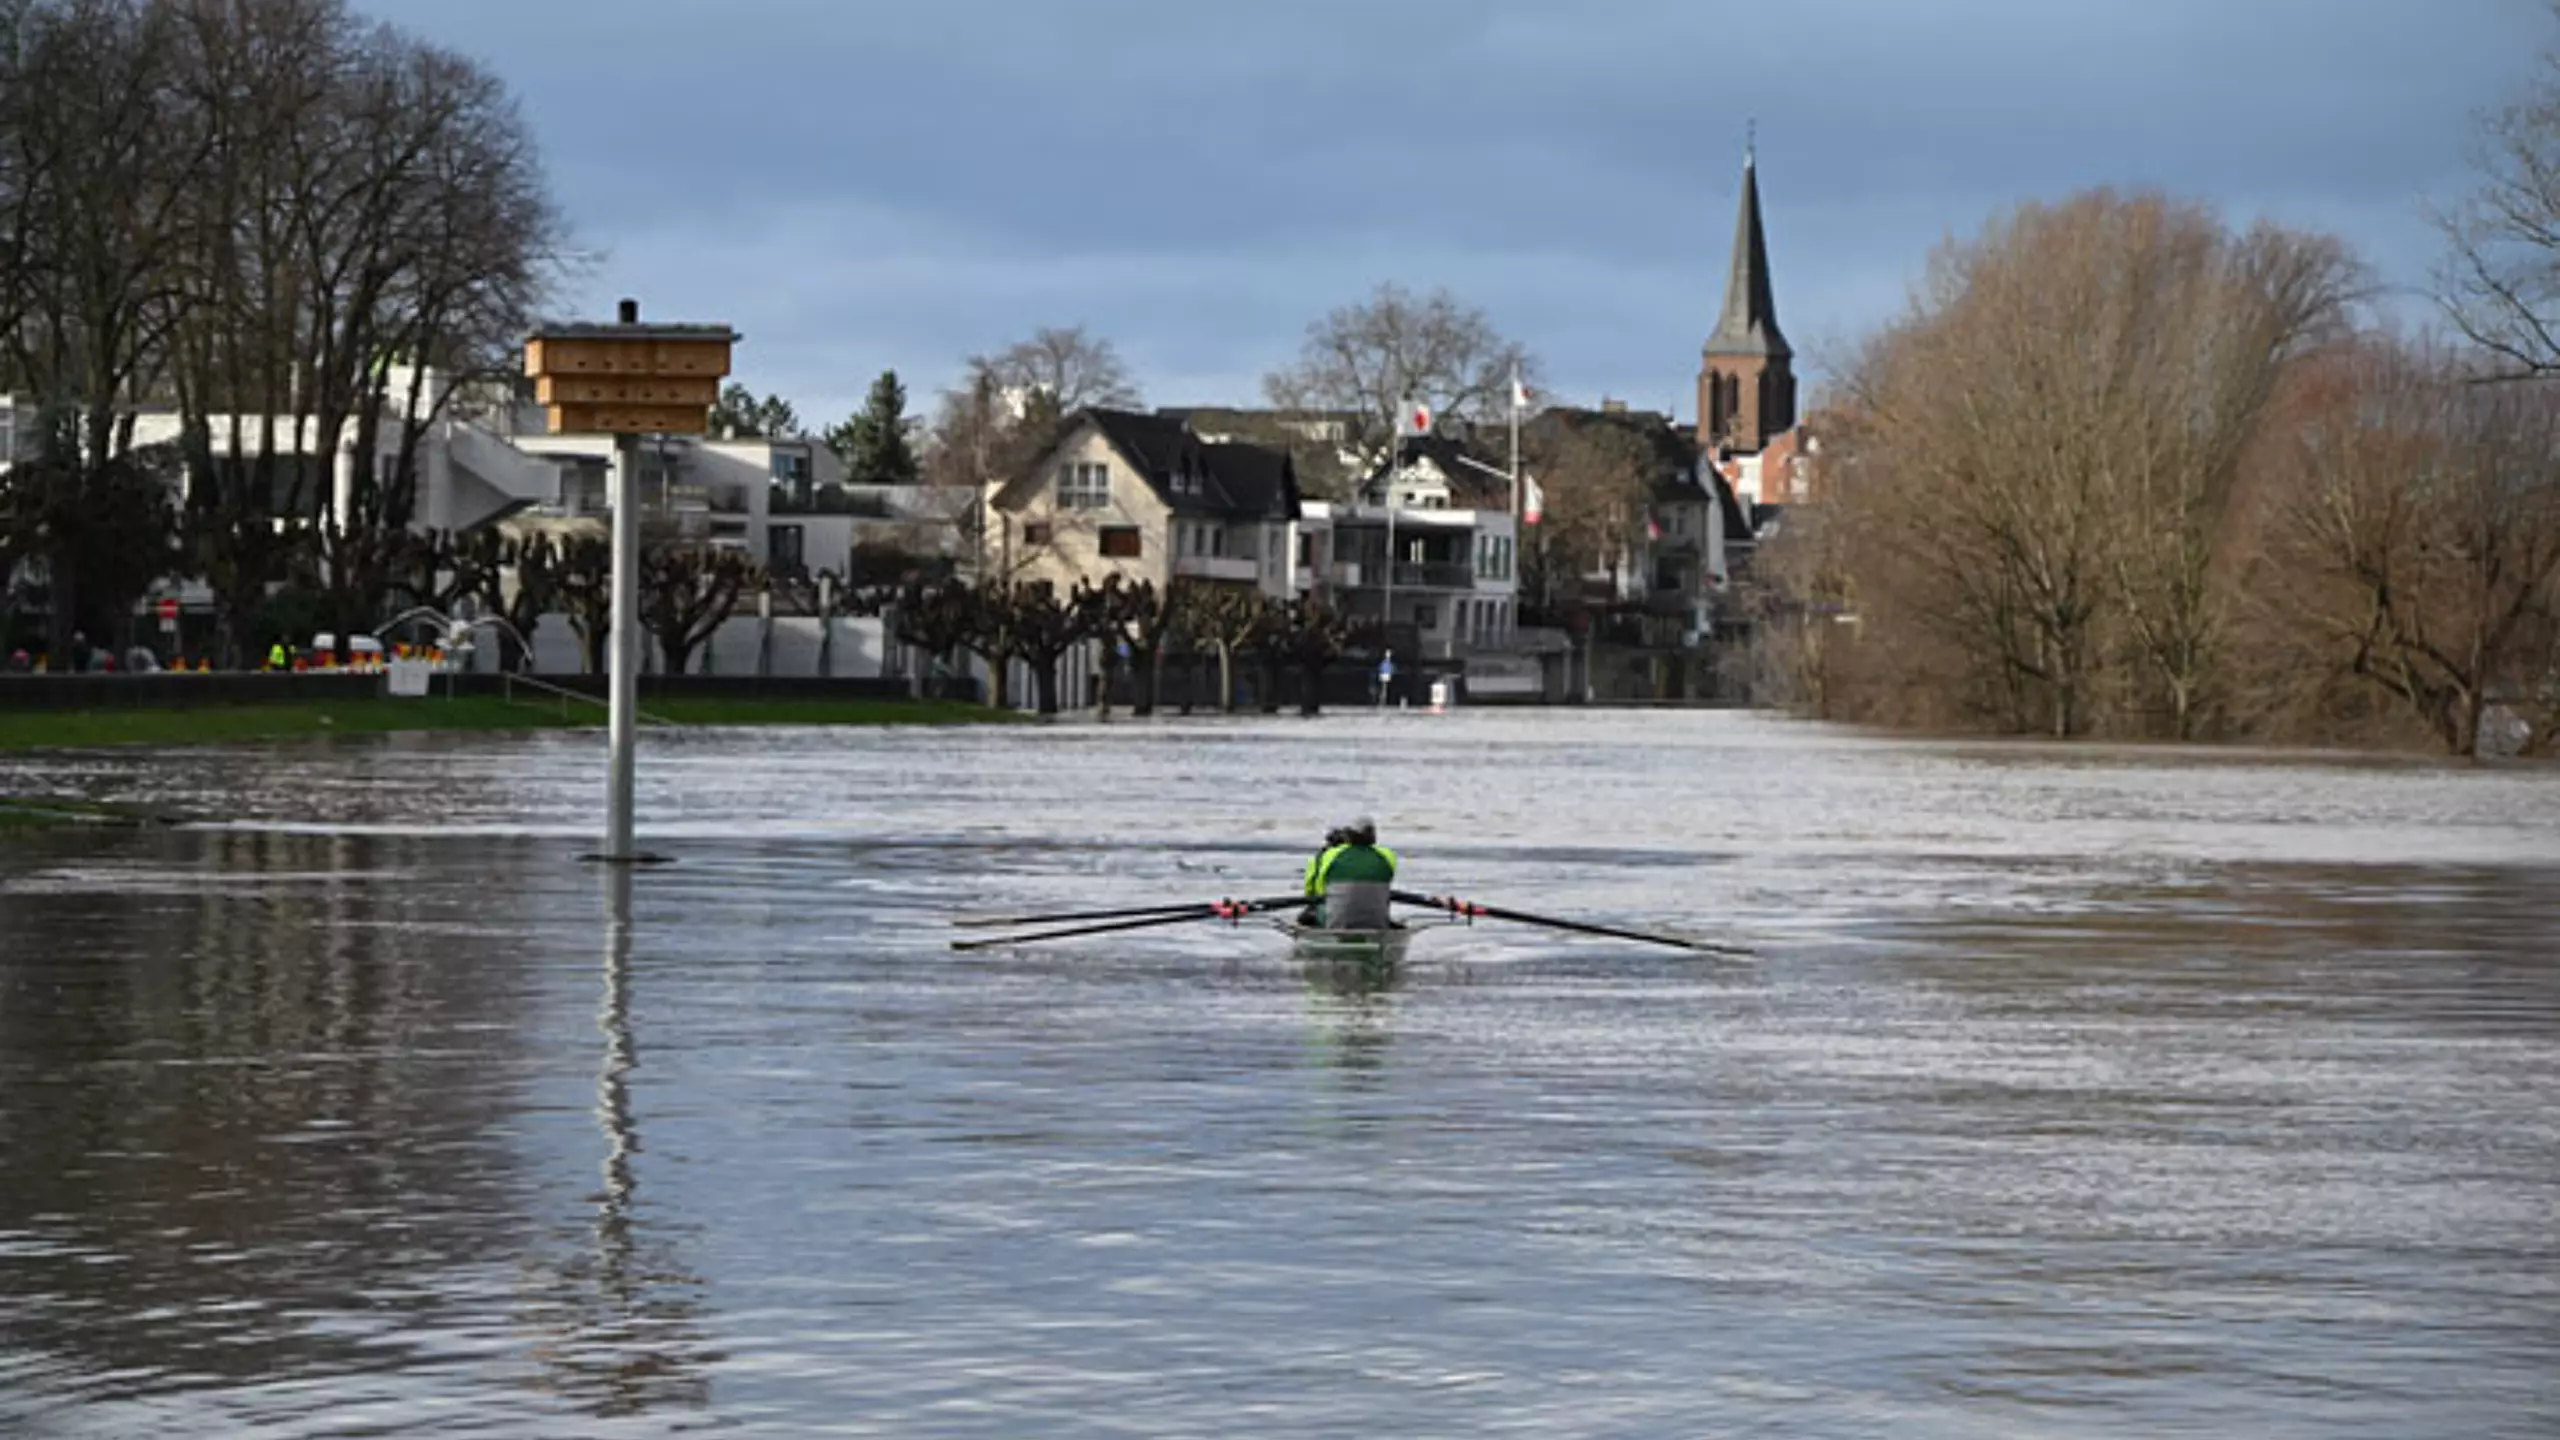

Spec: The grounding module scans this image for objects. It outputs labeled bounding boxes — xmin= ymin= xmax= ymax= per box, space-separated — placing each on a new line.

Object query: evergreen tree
xmin=713 ymin=382 xmax=801 ymax=439
xmin=830 ymin=370 xmax=921 ymax=485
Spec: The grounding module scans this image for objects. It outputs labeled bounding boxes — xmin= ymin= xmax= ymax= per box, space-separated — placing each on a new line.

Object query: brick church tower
xmin=1696 ymin=145 xmax=1794 ymax=454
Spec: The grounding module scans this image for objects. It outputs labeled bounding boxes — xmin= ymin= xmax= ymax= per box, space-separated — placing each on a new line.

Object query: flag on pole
xmin=1512 ymin=374 xmax=1531 ymax=411
xmin=1523 ymin=475 xmax=1544 ymax=526
xmin=1401 ymin=399 xmax=1432 ymax=436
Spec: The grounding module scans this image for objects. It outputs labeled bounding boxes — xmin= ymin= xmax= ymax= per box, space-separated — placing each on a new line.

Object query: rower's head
xmin=1324 ymin=826 xmax=1350 ymax=847
xmin=1348 ymin=816 xmax=1377 ymax=845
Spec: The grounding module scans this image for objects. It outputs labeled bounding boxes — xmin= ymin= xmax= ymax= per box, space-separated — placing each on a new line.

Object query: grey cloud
xmin=362 ymin=0 xmax=2546 ymax=418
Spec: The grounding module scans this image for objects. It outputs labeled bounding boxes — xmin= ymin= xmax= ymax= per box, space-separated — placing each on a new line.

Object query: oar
xmin=955 ymin=894 xmax=1305 ymax=929
xmin=1390 ymin=889 xmax=1755 ymax=958
xmin=952 ymin=896 xmax=1301 ymax=952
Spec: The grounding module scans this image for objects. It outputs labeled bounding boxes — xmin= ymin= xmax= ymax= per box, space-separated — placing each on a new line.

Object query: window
xmin=1099 ymin=526 xmax=1142 ymax=559
xmin=1021 ymin=521 xmax=1053 ymax=547
xmin=770 ymin=450 xmax=810 ymax=483
xmin=1056 ymin=461 xmax=1109 ymax=510
xmin=1413 ymin=604 xmax=1436 ymax=630
xmin=0 ymin=407 xmax=13 ymax=464
xmin=769 ymin=524 xmax=804 ymax=574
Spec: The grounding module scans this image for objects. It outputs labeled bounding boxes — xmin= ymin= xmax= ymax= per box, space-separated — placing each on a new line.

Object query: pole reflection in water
xmin=518 ymin=866 xmax=719 ymax=1418
xmin=595 ymin=864 xmax=641 ymax=1333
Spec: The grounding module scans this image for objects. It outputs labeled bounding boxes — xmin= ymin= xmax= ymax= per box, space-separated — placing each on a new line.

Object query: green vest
xmin=1306 ymin=842 xmax=1397 ymax=896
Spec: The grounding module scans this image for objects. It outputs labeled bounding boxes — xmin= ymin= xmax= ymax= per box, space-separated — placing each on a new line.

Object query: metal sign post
xmin=606 ymin=431 xmax=643 ymax=861
xmin=524 ymin=299 xmax=737 ymax=865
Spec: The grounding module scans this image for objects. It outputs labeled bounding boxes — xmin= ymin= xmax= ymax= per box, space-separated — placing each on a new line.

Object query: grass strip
xmin=0 ymin=693 xmax=1018 ymax=753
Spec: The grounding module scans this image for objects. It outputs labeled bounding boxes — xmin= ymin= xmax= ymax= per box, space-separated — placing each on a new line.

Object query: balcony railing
xmin=1392 ymin=561 xmax=1475 ymax=590
xmin=1174 ymin=554 xmax=1258 ymax=583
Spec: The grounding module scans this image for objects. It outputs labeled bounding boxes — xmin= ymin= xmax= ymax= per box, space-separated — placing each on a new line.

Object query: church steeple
xmin=1698 ymin=138 xmax=1796 ymax=454
xmin=1705 ymin=142 xmax=1788 ymax=361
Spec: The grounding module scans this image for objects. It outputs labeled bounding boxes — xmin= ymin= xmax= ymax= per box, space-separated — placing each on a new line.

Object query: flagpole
xmin=1383 ymin=400 xmax=1397 ymax=706
xmin=1508 ymin=361 xmax=1522 ymax=522
xmin=1508 ymin=366 xmax=1522 ymax=647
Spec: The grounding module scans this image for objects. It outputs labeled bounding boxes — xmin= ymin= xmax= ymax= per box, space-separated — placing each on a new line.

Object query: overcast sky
xmin=362 ymin=0 xmax=2548 ymax=428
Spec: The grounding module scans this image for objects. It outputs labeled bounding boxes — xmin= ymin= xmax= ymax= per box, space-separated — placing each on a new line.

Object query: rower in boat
xmin=1300 ymin=817 xmax=1399 ymax=932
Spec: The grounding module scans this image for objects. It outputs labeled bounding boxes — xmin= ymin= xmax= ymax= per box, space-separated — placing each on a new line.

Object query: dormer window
xmin=1057 ymin=461 xmax=1109 ymax=509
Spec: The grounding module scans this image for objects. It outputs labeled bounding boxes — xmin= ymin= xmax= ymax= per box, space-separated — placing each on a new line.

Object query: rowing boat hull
xmin=1282 ymin=923 xmax=1414 ymax=967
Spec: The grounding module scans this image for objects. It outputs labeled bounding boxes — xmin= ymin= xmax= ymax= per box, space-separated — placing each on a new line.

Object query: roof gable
xmin=999 ymin=407 xmax=1296 ymax=520
xmin=1200 ymin=441 xmax=1300 ymax=519
xmin=1358 ymin=434 xmax=1510 ymax=509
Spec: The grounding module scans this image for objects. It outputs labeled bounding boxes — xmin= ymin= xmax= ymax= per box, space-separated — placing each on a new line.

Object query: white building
xmin=1 ymin=368 xmax=975 ymax=586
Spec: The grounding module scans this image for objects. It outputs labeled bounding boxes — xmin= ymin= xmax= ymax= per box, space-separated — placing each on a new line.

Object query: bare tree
xmin=2095 ymin=215 xmax=2361 ymax=737
xmin=2238 ymin=338 xmax=2560 ymax=756
xmin=0 ymin=409 xmax=188 ymax=657
xmin=553 ymin=534 xmax=613 ymax=674
xmin=1069 ymin=573 xmax=1155 ymax=718
xmin=1263 ymin=283 xmax=1537 ymax=472
xmin=1183 ymin=581 xmax=1270 ymax=713
xmin=976 ymin=325 xmax=1139 ymax=412
xmin=1275 ymin=596 xmax=1377 ymax=716
xmin=640 ymin=544 xmax=760 ymax=676
xmin=2437 ymin=5 xmax=2560 ymax=379
xmin=461 ymin=528 xmax=561 ymax=672
xmin=0 ymin=0 xmax=206 ymax=656
xmin=1517 ymin=416 xmax=1660 ymax=621
xmin=315 ymin=21 xmax=562 ymax=659
xmin=1816 ymin=191 xmax=2357 ymax=738
xmin=922 ymin=361 xmax=1061 ymax=577
xmin=1742 ymin=503 xmax=1857 ymax=716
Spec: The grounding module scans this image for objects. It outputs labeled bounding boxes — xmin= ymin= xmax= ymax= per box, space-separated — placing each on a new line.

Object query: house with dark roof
xmin=1518 ymin=404 xmax=1755 ymax=645
xmin=984 ymin=408 xmax=1303 ymax=599
xmin=1297 ymin=432 xmax=1525 ymax=682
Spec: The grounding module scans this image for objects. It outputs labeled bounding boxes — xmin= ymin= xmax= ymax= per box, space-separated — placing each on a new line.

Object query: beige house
xmin=985 ymin=409 xmax=1302 ymax=600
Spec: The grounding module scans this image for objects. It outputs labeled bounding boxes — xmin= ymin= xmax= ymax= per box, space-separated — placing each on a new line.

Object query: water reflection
xmin=1302 ymin=981 xmax=1396 ymax=1085
xmin=0 ymin=714 xmax=2554 ymax=1437
xmin=514 ymin=865 xmax=717 ymax=1419
xmin=0 ymin=832 xmax=535 ymax=1400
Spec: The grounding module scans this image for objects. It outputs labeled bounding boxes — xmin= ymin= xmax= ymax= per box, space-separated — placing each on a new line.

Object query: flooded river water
xmin=1 ymin=711 xmax=2554 ymax=1437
